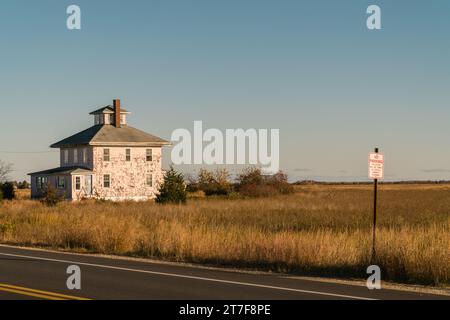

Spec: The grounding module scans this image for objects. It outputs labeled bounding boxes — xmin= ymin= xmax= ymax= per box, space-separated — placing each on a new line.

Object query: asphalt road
xmin=0 ymin=245 xmax=447 ymax=300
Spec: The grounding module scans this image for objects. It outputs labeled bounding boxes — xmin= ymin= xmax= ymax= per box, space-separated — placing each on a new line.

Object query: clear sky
xmin=1 ymin=0 xmax=450 ymax=182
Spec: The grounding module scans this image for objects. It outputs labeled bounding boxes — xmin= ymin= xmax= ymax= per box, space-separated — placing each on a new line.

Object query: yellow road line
xmin=0 ymin=286 xmax=64 ymax=300
xmin=0 ymin=283 xmax=90 ymax=300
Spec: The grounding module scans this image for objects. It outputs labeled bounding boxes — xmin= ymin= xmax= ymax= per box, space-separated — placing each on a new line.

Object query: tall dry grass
xmin=0 ymin=185 xmax=449 ymax=286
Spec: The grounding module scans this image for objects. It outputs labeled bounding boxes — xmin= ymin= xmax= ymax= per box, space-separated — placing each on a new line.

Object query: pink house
xmin=29 ymin=99 xmax=170 ymax=201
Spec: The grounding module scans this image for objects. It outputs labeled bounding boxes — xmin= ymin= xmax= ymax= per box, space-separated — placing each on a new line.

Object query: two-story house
xmin=29 ymin=99 xmax=170 ymax=201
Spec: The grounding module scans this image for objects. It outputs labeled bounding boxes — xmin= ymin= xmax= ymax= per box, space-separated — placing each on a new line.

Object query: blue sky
xmin=1 ymin=0 xmax=450 ymax=181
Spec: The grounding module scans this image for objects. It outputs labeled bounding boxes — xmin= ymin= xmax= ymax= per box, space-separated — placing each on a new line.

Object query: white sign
xmin=369 ymin=153 xmax=384 ymax=179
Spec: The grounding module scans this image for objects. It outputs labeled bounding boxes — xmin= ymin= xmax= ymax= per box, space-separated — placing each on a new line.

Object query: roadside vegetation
xmin=187 ymin=167 xmax=294 ymax=198
xmin=0 ymin=183 xmax=448 ymax=287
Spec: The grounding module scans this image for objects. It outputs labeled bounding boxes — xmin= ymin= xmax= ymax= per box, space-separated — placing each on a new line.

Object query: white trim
xmin=74 ymin=176 xmax=82 ymax=191
xmin=103 ymin=174 xmax=111 ymax=188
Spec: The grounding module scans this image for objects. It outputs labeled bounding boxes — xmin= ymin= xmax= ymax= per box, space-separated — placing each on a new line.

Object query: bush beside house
xmin=156 ymin=167 xmax=187 ymax=204
xmin=0 ymin=182 xmax=15 ymax=200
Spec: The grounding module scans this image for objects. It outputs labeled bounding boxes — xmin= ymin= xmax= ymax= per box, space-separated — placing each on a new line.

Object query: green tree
xmin=156 ymin=167 xmax=187 ymax=204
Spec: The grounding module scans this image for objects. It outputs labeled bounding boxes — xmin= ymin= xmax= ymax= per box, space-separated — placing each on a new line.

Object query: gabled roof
xmin=50 ymin=125 xmax=171 ymax=148
xmin=89 ymin=106 xmax=130 ymax=115
xmin=28 ymin=166 xmax=92 ymax=176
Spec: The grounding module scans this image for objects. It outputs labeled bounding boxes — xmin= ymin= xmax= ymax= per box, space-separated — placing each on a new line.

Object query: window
xmin=146 ymin=149 xmax=153 ymax=162
xmin=36 ymin=176 xmax=48 ymax=190
xmin=57 ymin=176 xmax=65 ymax=189
xmin=103 ymin=175 xmax=111 ymax=188
xmin=75 ymin=177 xmax=81 ymax=191
xmin=95 ymin=115 xmax=100 ymax=125
xmin=63 ymin=149 xmax=69 ymax=165
xmin=83 ymin=148 xmax=88 ymax=164
xmin=146 ymin=174 xmax=153 ymax=187
xmin=74 ymin=149 xmax=78 ymax=164
xmin=103 ymin=148 xmax=110 ymax=162
xmin=120 ymin=114 xmax=126 ymax=125
xmin=126 ymin=149 xmax=131 ymax=162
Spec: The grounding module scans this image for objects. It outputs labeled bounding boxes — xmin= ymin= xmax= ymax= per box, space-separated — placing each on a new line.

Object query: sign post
xmin=368 ymin=148 xmax=384 ymax=262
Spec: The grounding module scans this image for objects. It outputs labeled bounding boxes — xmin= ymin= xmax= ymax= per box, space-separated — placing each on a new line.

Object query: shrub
xmin=197 ymin=169 xmax=232 ymax=196
xmin=267 ymin=171 xmax=294 ymax=194
xmin=1 ymin=182 xmax=15 ymax=200
xmin=185 ymin=174 xmax=200 ymax=193
xmin=41 ymin=184 xmax=65 ymax=207
xmin=238 ymin=183 xmax=277 ymax=198
xmin=156 ymin=167 xmax=187 ymax=204
xmin=236 ymin=168 xmax=294 ymax=197
xmin=0 ymin=189 xmax=3 ymax=202
xmin=236 ymin=167 xmax=264 ymax=187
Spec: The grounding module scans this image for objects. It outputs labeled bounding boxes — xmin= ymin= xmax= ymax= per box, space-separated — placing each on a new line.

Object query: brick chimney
xmin=113 ymin=99 xmax=121 ymax=128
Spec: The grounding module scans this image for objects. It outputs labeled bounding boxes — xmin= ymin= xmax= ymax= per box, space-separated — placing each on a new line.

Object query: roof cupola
xmin=89 ymin=99 xmax=130 ymax=126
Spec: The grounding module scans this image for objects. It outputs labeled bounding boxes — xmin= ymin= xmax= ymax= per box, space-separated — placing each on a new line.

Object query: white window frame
xmin=37 ymin=176 xmax=48 ymax=190
xmin=146 ymin=174 xmax=153 ymax=187
xmin=57 ymin=176 xmax=65 ymax=189
xmin=75 ymin=176 xmax=81 ymax=191
xmin=103 ymin=174 xmax=111 ymax=188
xmin=64 ymin=149 xmax=69 ymax=165
xmin=146 ymin=149 xmax=153 ymax=162
xmin=103 ymin=148 xmax=110 ymax=162
xmin=83 ymin=148 xmax=88 ymax=164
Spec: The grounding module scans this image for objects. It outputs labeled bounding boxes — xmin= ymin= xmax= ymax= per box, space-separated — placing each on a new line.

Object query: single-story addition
xmin=29 ymin=99 xmax=170 ymax=201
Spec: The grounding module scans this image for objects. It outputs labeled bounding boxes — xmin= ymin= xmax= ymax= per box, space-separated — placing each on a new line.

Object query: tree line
xmin=156 ymin=167 xmax=294 ymax=204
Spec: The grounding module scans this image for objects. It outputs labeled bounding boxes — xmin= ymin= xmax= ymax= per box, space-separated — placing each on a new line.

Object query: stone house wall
xmin=90 ymin=146 xmax=163 ymax=201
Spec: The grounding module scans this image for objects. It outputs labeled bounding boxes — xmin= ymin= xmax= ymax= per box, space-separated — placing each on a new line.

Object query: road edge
xmin=1 ymin=243 xmax=448 ymax=297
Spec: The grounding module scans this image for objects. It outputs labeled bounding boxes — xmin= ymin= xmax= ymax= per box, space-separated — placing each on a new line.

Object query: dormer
xmin=89 ymin=99 xmax=130 ymax=127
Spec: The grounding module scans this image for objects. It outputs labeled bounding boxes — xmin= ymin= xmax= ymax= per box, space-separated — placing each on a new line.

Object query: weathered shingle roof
xmin=28 ymin=166 xmax=92 ymax=176
xmin=50 ymin=125 xmax=170 ymax=148
xmin=89 ymin=106 xmax=130 ymax=115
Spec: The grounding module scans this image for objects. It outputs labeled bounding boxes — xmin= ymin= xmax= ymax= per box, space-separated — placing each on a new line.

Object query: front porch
xmin=29 ymin=167 xmax=94 ymax=201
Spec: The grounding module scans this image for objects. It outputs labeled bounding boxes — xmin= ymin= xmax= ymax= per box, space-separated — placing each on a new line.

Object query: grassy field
xmin=1 ymin=185 xmax=449 ymax=287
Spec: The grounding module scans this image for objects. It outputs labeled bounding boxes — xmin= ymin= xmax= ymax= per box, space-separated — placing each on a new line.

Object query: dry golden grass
xmin=0 ymin=184 xmax=449 ymax=286
xmin=14 ymin=189 xmax=31 ymax=200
